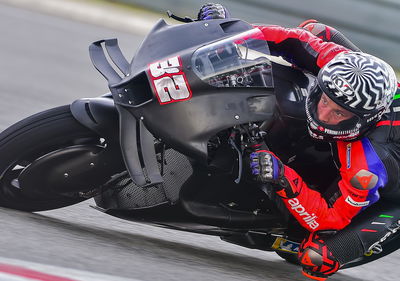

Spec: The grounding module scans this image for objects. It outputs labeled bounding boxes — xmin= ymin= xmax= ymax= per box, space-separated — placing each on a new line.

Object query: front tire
xmin=0 ymin=105 xmax=100 ymax=211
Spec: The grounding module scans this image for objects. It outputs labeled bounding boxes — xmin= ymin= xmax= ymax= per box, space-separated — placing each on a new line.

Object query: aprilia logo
xmin=148 ymin=56 xmax=192 ymax=105
xmin=287 ymin=198 xmax=320 ymax=230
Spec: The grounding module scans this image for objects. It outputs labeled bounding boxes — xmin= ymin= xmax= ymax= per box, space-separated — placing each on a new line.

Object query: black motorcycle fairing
xmin=130 ymin=27 xmax=276 ymax=162
xmin=71 ymin=93 xmax=164 ymax=186
xmin=131 ymin=90 xmax=276 ymax=163
xmin=89 ymin=20 xmax=277 ymax=178
xmin=129 ymin=18 xmax=255 ymax=79
xmin=118 ymin=106 xmax=163 ymax=186
xmin=129 ymin=22 xmax=275 ymax=163
xmin=70 ymin=95 xmax=119 ymax=142
xmin=18 ymin=145 xmax=124 ymax=197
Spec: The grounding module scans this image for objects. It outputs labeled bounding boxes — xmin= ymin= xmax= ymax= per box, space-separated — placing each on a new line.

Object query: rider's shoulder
xmin=366 ymin=98 xmax=400 ymax=144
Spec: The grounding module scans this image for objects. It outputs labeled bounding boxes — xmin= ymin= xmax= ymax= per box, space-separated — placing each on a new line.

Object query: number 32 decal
xmin=148 ymin=56 xmax=192 ymax=105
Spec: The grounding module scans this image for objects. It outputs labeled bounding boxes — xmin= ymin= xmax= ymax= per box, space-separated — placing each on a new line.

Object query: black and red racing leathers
xmin=252 ymin=24 xmax=400 ymax=231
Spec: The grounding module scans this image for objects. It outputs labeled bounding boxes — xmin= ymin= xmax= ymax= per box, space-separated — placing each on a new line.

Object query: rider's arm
xmin=253 ymin=24 xmax=350 ymax=74
xmin=278 ymin=137 xmax=389 ymax=231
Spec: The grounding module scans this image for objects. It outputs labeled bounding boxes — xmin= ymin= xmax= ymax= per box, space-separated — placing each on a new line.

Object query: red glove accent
xmin=253 ymin=24 xmax=349 ymax=70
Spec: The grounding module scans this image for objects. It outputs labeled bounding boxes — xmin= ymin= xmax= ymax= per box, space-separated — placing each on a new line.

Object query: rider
xmin=198 ymin=3 xmax=399 ymax=280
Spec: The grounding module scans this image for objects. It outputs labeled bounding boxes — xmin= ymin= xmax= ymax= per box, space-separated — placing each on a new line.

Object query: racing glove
xmin=250 ymin=150 xmax=299 ymax=199
xmin=197 ymin=3 xmax=230 ymax=20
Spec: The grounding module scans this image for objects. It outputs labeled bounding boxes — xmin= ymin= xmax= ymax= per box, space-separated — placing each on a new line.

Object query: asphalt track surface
xmin=0 ymin=2 xmax=399 ymax=281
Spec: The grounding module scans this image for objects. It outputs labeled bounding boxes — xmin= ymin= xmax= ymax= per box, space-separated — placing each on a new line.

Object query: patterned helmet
xmin=306 ymin=52 xmax=398 ymax=141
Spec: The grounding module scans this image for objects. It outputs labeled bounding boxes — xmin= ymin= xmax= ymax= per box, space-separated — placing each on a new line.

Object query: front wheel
xmin=0 ymin=105 xmax=102 ymax=211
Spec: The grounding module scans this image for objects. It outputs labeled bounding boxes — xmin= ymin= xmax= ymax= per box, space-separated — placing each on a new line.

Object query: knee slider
xmin=299 ymin=248 xmax=323 ymax=267
xmin=298 ymin=232 xmax=341 ymax=279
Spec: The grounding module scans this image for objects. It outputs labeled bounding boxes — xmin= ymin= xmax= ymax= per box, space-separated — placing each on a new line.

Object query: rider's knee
xmin=298 ymin=232 xmax=340 ymax=280
xmin=299 ymin=248 xmax=324 ymax=267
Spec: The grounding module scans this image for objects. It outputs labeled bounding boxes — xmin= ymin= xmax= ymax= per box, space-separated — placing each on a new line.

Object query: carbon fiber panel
xmin=95 ymin=148 xmax=193 ymax=209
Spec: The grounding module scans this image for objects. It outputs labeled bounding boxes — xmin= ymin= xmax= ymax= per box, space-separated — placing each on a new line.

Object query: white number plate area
xmin=149 ymin=56 xmax=192 ymax=104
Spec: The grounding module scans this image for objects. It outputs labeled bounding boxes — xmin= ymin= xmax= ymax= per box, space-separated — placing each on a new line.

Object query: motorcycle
xmin=0 ymin=13 xmax=399 ymax=271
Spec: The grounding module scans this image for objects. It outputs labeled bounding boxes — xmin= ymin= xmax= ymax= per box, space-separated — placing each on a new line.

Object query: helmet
xmin=306 ymin=52 xmax=398 ymax=141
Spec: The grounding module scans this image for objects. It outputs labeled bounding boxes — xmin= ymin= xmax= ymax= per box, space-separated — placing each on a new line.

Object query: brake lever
xmin=228 ymin=137 xmax=243 ymax=184
xmin=167 ymin=10 xmax=197 ymax=23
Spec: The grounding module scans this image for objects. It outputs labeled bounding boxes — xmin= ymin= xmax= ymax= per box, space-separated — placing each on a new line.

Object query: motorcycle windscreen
xmin=191 ymin=29 xmax=273 ymax=89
